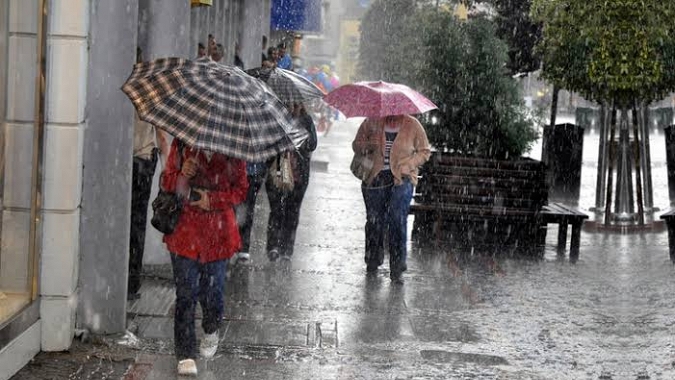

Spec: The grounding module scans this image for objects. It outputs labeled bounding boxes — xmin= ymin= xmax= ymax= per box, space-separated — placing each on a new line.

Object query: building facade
xmin=0 ymin=1 xmax=274 ymax=379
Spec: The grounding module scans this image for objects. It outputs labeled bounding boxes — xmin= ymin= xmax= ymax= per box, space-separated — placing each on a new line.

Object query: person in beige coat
xmin=352 ymin=114 xmax=431 ymax=283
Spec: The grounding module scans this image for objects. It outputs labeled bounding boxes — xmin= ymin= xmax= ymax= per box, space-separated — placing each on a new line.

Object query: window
xmin=0 ymin=0 xmax=39 ymax=328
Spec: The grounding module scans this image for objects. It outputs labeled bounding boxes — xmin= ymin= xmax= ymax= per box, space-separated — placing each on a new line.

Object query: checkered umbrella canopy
xmin=246 ymin=67 xmax=325 ymax=104
xmin=122 ymin=57 xmax=296 ymax=162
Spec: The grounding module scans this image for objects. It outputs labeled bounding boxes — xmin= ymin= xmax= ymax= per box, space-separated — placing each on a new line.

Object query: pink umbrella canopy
xmin=324 ymin=81 xmax=438 ymax=118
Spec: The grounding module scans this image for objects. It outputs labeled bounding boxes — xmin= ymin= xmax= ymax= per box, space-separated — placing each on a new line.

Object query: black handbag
xmin=150 ymin=190 xmax=183 ymax=234
xmin=150 ymin=141 xmax=185 ymax=234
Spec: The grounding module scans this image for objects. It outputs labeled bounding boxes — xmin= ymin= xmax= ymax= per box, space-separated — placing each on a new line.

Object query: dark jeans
xmin=171 ymin=253 xmax=227 ymax=361
xmin=361 ymin=171 xmax=414 ymax=274
xmin=265 ymin=155 xmax=310 ymax=257
xmin=128 ymin=150 xmax=158 ymax=295
xmin=239 ymin=167 xmax=268 ymax=252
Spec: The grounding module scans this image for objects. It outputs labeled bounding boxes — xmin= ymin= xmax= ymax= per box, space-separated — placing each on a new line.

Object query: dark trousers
xmin=128 ymin=151 xmax=158 ymax=295
xmin=265 ymin=158 xmax=310 ymax=257
xmin=361 ymin=173 xmax=413 ymax=274
xmin=171 ymin=253 xmax=227 ymax=360
xmin=239 ymin=168 xmax=268 ymax=252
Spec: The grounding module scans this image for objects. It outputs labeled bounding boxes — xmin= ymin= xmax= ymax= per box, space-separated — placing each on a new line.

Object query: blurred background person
xmin=234 ymin=41 xmax=244 ymax=69
xmin=212 ymin=43 xmax=224 ymax=63
xmin=261 ymin=35 xmax=269 ymax=65
xmin=128 ymin=47 xmax=169 ymax=301
xmin=197 ymin=42 xmax=206 ymax=58
xmin=263 ymin=46 xmax=278 ymax=68
xmin=277 ymin=42 xmax=293 ymax=70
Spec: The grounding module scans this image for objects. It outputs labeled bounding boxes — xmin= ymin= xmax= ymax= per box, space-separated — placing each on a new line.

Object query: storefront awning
xmin=271 ymin=0 xmax=322 ymax=33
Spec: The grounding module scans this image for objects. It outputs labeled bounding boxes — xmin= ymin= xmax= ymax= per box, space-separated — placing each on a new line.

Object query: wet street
xmin=12 ymin=119 xmax=675 ymax=380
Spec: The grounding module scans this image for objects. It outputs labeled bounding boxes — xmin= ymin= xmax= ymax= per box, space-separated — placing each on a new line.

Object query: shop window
xmin=0 ymin=0 xmax=39 ymax=328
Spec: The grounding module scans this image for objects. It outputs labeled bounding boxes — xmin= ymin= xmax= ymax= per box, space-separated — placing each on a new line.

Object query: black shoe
xmin=390 ymin=272 xmax=404 ymax=285
xmin=268 ymin=248 xmax=280 ymax=262
xmin=366 ymin=264 xmax=378 ymax=273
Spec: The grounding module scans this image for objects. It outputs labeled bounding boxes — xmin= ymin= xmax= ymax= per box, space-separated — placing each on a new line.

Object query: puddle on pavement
xmin=420 ymin=350 xmax=509 ymax=366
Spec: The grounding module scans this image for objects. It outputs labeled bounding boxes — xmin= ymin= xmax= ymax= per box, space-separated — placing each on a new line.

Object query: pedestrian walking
xmin=236 ymin=67 xmax=323 ymax=265
xmin=159 ymin=140 xmax=248 ymax=376
xmin=277 ymin=42 xmax=293 ymax=70
xmin=122 ymin=58 xmax=299 ymax=319
xmin=197 ymin=42 xmax=206 ymax=58
xmin=351 ymin=114 xmax=431 ymax=283
xmin=127 ymin=47 xmax=169 ymax=301
xmin=264 ymin=103 xmax=318 ymax=261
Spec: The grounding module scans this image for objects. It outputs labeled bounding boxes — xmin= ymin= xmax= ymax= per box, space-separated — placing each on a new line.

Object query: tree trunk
xmin=550 ymin=86 xmax=559 ymax=128
xmin=594 ymin=103 xmax=609 ymax=211
xmin=632 ymin=106 xmax=644 ymax=225
xmin=542 ymin=86 xmax=560 ymax=165
xmin=640 ymin=103 xmax=654 ymax=210
xmin=604 ymin=106 xmax=617 ymax=225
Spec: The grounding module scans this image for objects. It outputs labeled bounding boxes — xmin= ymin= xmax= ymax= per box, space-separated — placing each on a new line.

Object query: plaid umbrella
xmin=246 ymin=67 xmax=325 ymax=104
xmin=121 ymin=57 xmax=296 ymax=162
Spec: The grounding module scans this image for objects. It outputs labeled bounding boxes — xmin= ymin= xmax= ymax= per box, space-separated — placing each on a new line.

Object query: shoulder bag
xmin=271 ymin=151 xmax=295 ymax=192
xmin=151 ymin=141 xmax=185 ymax=234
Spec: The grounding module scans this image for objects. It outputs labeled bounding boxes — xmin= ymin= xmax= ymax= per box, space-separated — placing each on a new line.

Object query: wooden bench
xmin=409 ymin=153 xmax=587 ymax=254
xmin=659 ymin=209 xmax=675 ymax=260
xmin=541 ymin=202 xmax=588 ymax=256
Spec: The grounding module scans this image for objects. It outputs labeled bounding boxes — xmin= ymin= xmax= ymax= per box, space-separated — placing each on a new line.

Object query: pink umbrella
xmin=324 ymin=81 xmax=437 ymax=118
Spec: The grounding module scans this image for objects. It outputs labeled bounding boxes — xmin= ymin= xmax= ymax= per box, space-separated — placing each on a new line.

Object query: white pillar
xmin=138 ymin=0 xmax=192 ymax=266
xmin=190 ymin=6 xmax=201 ymax=58
xmin=79 ymin=0 xmax=137 ymax=334
xmin=240 ymin=0 xmax=265 ymax=70
xmin=138 ymin=0 xmax=191 ymax=60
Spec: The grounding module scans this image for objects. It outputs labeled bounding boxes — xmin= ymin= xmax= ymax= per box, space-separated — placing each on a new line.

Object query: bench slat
xmin=415 ymin=194 xmax=542 ymax=209
xmin=422 ymin=165 xmax=547 ymax=180
xmin=410 ymin=202 xmax=539 ymax=217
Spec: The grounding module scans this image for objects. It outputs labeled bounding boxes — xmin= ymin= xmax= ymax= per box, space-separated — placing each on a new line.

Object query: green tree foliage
xmin=411 ymin=15 xmax=537 ymax=158
xmin=358 ymin=2 xmax=538 ymax=159
xmin=532 ymin=0 xmax=675 ymax=107
xmin=491 ymin=0 xmax=542 ymax=75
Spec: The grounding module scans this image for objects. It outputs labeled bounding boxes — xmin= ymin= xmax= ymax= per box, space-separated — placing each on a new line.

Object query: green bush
xmin=359 ymin=3 xmax=539 ymax=159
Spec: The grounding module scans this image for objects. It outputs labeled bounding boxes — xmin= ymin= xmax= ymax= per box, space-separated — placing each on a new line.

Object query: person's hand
xmin=190 ymin=189 xmax=211 ymax=211
xmin=181 ymin=157 xmax=198 ymax=178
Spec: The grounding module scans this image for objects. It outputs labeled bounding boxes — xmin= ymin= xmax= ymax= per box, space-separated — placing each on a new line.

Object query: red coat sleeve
xmin=160 ymin=139 xmax=183 ymax=192
xmin=208 ymin=158 xmax=249 ymax=211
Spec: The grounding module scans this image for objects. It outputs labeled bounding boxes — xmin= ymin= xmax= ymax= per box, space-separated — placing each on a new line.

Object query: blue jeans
xmin=170 ymin=253 xmax=227 ymax=360
xmin=361 ymin=172 xmax=414 ymax=273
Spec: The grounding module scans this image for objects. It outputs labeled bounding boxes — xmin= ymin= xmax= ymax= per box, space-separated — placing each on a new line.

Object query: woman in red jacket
xmin=160 ymin=139 xmax=248 ymax=376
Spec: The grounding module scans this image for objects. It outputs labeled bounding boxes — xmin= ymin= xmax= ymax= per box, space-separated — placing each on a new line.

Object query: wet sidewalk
xmin=12 ymin=119 xmax=675 ymax=380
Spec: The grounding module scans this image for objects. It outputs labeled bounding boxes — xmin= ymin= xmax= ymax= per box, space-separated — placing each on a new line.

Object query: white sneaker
xmin=177 ymin=359 xmax=198 ymax=376
xmin=199 ymin=331 xmax=219 ymax=359
xmin=230 ymin=251 xmax=250 ymax=266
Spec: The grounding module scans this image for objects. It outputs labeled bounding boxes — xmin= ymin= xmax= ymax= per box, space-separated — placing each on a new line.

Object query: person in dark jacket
xmin=234 ymin=41 xmax=244 ymax=69
xmin=160 ymin=140 xmax=248 ymax=376
xmin=265 ymin=103 xmax=318 ymax=261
